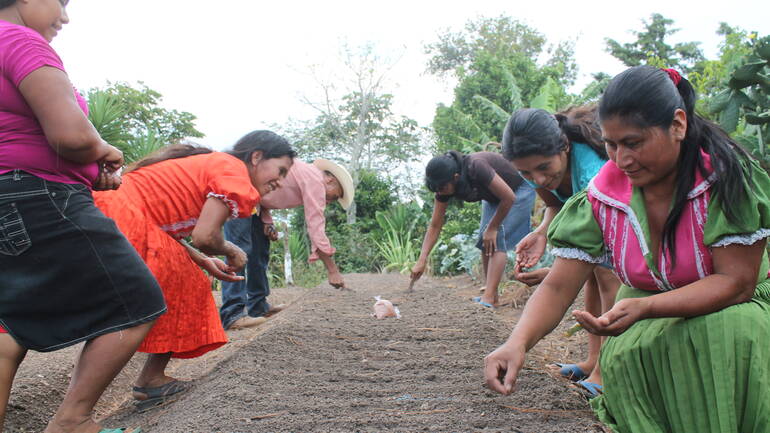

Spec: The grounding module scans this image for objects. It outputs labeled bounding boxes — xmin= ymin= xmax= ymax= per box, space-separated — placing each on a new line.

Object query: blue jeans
xmin=219 ymin=215 xmax=271 ymax=329
xmin=476 ymin=181 xmax=535 ymax=252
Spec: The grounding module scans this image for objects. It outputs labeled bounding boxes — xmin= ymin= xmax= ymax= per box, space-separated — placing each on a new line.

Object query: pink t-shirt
xmin=260 ymin=160 xmax=335 ymax=261
xmin=0 ymin=20 xmax=98 ymax=187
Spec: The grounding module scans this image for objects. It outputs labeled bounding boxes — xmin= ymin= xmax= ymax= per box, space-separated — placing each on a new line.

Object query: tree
xmin=282 ymin=44 xmax=424 ymax=223
xmin=605 ymin=13 xmax=705 ymax=74
xmin=425 ymin=15 xmax=577 ymax=84
xmin=427 ymin=17 xmax=576 ymax=155
xmin=425 ymin=17 xmax=577 ymax=255
xmin=87 ymin=81 xmax=204 ymax=163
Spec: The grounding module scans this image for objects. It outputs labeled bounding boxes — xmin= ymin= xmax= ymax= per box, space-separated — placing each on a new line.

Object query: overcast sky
xmin=53 ymin=0 xmax=769 ymax=151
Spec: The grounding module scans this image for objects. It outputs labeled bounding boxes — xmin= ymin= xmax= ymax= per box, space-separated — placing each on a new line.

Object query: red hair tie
xmin=662 ymin=68 xmax=682 ymax=86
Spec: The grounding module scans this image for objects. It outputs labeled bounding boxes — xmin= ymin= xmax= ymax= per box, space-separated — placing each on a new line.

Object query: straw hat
xmin=312 ymin=158 xmax=355 ymax=210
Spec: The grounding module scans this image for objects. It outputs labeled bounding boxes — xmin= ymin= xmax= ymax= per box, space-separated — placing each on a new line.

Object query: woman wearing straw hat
xmin=219 ymin=158 xmax=355 ymax=330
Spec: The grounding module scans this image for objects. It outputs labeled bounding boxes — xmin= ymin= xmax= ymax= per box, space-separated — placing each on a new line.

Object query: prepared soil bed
xmin=6 ymin=273 xmax=605 ymax=432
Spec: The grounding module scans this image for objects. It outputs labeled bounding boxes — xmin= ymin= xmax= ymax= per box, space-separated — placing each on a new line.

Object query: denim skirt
xmin=0 ymin=171 xmax=166 ymax=352
xmin=476 ymin=181 xmax=535 ymax=252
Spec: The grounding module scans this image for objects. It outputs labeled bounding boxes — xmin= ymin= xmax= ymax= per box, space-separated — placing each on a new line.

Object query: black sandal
xmin=132 ymin=379 xmax=190 ymax=412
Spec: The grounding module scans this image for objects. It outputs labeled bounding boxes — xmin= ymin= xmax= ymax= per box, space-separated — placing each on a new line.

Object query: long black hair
xmin=501 ymin=106 xmax=607 ymax=161
xmin=128 ymin=130 xmax=296 ymax=173
xmin=425 ymin=151 xmax=471 ymax=198
xmin=226 ymin=130 xmax=297 ymax=164
xmin=0 ymin=1 xmax=17 ymax=8
xmin=127 ymin=142 xmax=213 ymax=172
xmin=599 ymin=65 xmax=752 ymax=262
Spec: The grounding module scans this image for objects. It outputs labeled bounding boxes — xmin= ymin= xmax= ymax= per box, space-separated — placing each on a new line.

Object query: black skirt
xmin=0 ymin=171 xmax=166 ymax=352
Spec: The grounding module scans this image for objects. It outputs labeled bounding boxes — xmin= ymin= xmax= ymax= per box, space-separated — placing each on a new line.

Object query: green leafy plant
xmin=708 ymin=34 xmax=770 ymax=167
xmin=373 ymin=206 xmax=419 ymax=274
xmin=123 ymin=130 xmax=166 ymax=164
xmin=436 ymin=233 xmax=480 ymax=276
xmin=87 ymin=90 xmax=130 ymax=146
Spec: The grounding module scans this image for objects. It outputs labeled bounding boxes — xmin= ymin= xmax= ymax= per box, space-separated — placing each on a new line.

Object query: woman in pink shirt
xmin=0 ymin=1 xmax=165 ymax=432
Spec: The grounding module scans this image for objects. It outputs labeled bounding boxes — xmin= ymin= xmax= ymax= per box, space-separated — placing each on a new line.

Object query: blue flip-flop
xmin=471 ymin=296 xmax=494 ymax=308
xmin=575 ymin=380 xmax=603 ymax=399
xmin=553 ymin=363 xmax=588 ymax=381
xmin=99 ymin=429 xmax=141 ymax=433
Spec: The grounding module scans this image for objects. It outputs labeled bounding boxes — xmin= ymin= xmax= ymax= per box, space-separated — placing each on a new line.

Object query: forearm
xmin=50 ymin=135 xmax=111 ymax=165
xmin=486 ymin=198 xmax=513 ymax=231
xmin=506 ymin=283 xmax=581 ymax=351
xmin=316 ymin=249 xmax=340 ymax=274
xmin=643 ymin=274 xmax=755 ymax=319
xmin=532 ymin=206 xmax=560 ymax=235
xmin=179 ymin=238 xmax=206 ymax=266
xmin=504 ymin=258 xmax=592 ymax=350
xmin=418 ymin=224 xmax=442 ymax=262
xmin=191 ymin=230 xmax=231 ymax=257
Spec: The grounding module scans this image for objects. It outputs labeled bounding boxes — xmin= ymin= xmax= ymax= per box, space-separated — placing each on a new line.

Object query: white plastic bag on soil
xmin=372 ymin=296 xmax=401 ymax=319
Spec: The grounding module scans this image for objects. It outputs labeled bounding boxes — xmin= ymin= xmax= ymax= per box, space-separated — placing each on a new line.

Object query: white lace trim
xmin=588 ymin=180 xmax=669 ymax=290
xmin=712 ymin=228 xmax=770 ymax=247
xmin=552 ymin=247 xmax=605 ymax=264
xmin=207 ymin=192 xmax=239 ymax=219
xmin=687 ymin=172 xmax=717 ymax=199
xmin=160 ymin=218 xmax=197 ymax=234
xmin=588 ymin=180 xmax=650 ymax=257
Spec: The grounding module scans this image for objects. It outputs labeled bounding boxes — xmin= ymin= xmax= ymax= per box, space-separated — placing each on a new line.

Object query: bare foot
xmin=44 ymin=416 xmax=102 ymax=433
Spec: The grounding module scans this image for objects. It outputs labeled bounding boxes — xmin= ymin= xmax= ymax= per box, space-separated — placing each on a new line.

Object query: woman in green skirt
xmin=484 ymin=65 xmax=770 ymax=432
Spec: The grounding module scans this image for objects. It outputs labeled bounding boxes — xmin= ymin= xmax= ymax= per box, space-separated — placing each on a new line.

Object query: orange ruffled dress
xmin=94 ymin=152 xmax=260 ymax=358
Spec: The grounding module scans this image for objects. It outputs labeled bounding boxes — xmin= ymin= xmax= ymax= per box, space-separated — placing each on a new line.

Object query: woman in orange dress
xmin=94 ymin=130 xmax=295 ymax=410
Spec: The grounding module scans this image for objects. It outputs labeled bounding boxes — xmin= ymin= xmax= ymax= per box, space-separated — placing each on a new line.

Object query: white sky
xmin=53 ymin=0 xmax=769 ymax=151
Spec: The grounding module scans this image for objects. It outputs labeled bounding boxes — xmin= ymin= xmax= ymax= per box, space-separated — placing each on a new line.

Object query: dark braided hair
xmin=599 ymin=65 xmax=752 ymax=264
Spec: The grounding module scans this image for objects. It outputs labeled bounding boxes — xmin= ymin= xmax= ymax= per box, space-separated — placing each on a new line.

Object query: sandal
xmin=472 ymin=296 xmax=495 ymax=309
xmin=132 ymin=379 xmax=190 ymax=412
xmin=553 ymin=363 xmax=588 ymax=381
xmin=99 ymin=429 xmax=141 ymax=433
xmin=574 ymin=380 xmax=603 ymax=399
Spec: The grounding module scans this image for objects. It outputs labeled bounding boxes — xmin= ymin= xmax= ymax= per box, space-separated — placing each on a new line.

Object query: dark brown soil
xmin=6 ymin=273 xmax=606 ymax=432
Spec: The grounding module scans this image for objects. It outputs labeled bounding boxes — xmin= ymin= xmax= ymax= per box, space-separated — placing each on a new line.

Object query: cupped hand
xmin=515 ymin=232 xmax=547 ymax=269
xmin=483 ymin=228 xmax=498 ymax=256
xmin=224 ymin=242 xmax=248 ymax=272
xmin=199 ymin=256 xmax=244 ymax=282
xmin=573 ymin=297 xmax=649 ymax=336
xmin=483 ymin=342 xmax=526 ymax=395
xmin=513 ymin=266 xmax=550 ymax=286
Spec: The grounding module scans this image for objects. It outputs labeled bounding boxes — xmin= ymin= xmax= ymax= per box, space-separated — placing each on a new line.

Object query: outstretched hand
xmin=410 ymin=260 xmax=426 ymax=283
xmin=573 ymin=297 xmax=649 ymax=336
xmin=199 ymin=256 xmax=244 ymax=282
xmin=483 ymin=342 xmax=526 ymax=395
xmin=328 ymin=271 xmax=346 ymax=289
xmin=515 ymin=232 xmax=547 ymax=269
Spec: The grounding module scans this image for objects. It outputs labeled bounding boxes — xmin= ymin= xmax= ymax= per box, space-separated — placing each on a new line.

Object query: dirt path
xmin=88 ymin=273 xmax=604 ymax=433
xmin=6 ymin=273 xmax=605 ymax=432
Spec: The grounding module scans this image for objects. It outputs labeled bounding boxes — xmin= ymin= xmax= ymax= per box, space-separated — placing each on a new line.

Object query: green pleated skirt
xmin=591 ymin=281 xmax=770 ymax=433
